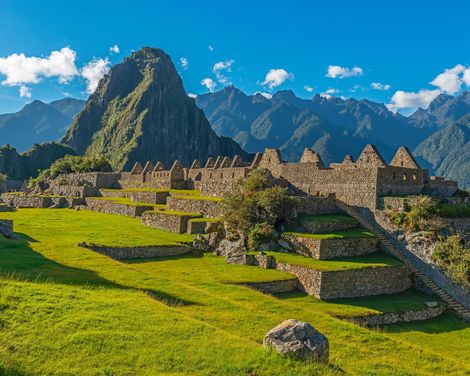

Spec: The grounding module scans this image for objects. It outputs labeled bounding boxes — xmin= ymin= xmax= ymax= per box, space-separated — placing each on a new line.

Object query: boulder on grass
xmin=215 ymin=234 xmax=246 ymax=264
xmin=0 ymin=219 xmax=14 ymax=238
xmin=264 ymin=319 xmax=329 ymax=362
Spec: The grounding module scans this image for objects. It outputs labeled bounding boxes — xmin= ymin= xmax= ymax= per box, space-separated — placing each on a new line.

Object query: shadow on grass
xmin=379 ymin=312 xmax=470 ymax=334
xmin=0 ymin=234 xmax=198 ymax=307
xmin=122 ymin=251 xmax=203 ymax=264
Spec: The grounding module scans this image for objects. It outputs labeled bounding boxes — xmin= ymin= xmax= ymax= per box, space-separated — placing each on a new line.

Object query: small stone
xmin=425 ymin=301 xmax=438 ymax=308
xmin=277 ymin=239 xmax=292 ymax=250
xmin=264 ymin=319 xmax=329 ymax=362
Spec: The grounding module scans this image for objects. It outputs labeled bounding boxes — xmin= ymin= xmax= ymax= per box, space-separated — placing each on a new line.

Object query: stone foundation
xmin=300 ymin=219 xmax=359 ymax=234
xmin=141 ymin=211 xmax=201 ymax=233
xmin=282 ymin=233 xmax=378 ymax=259
xmin=340 ymin=305 xmax=446 ymax=326
xmin=294 ymin=196 xmax=341 ymax=215
xmin=99 ymin=189 xmax=131 ymax=199
xmin=241 ymin=279 xmax=298 ymax=294
xmin=85 ymin=198 xmax=154 ymax=218
xmin=130 ymin=191 xmax=169 ymax=205
xmin=51 ymin=185 xmax=98 ymax=198
xmin=80 ymin=242 xmax=191 ymax=260
xmin=166 ymin=196 xmax=222 ymax=217
xmin=276 ymin=262 xmax=412 ymax=299
xmin=1 ymin=194 xmax=52 ymax=208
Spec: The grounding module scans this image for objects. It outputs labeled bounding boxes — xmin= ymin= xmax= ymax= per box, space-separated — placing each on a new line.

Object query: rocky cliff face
xmin=62 ymin=47 xmax=248 ymax=170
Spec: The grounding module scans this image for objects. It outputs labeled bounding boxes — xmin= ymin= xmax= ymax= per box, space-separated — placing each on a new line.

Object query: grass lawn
xmin=189 ymin=217 xmax=222 ymax=223
xmin=250 ymin=251 xmax=403 ymax=271
xmin=283 ymin=229 xmax=375 ymax=240
xmin=0 ymin=209 xmax=469 ymax=375
xmin=297 ymin=214 xmax=358 ymax=224
xmin=171 ymin=194 xmax=223 ymax=202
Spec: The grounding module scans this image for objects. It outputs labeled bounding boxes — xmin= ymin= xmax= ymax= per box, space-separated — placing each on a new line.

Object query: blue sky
xmin=0 ymin=0 xmax=469 ymax=114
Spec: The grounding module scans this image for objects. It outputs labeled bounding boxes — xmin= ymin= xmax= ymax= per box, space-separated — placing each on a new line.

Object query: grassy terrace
xmin=276 ymin=289 xmax=444 ymax=318
xmin=145 ymin=209 xmax=202 ymax=217
xmin=297 ymin=214 xmax=358 ymax=224
xmin=250 ymin=251 xmax=403 ymax=271
xmin=0 ymin=209 xmax=469 ymax=375
xmin=87 ymin=196 xmax=165 ymax=209
xmin=283 ymin=229 xmax=375 ymax=240
xmin=189 ymin=217 xmax=222 ymax=223
xmin=171 ymin=194 xmax=223 ymax=202
xmin=102 ymin=187 xmax=202 ymax=196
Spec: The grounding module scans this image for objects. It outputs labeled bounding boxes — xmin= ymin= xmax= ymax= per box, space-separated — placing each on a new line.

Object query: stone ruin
xmin=105 ymin=144 xmax=457 ymax=210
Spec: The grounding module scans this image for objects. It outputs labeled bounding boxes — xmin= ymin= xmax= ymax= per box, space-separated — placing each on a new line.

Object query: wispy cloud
xmin=179 ymin=57 xmax=189 ymax=70
xmin=81 ymin=57 xmax=110 ymax=94
xmin=303 ymin=85 xmax=314 ymax=93
xmin=371 ymin=82 xmax=391 ymax=91
xmin=261 ymin=68 xmax=294 ymax=89
xmin=109 ymin=45 xmax=120 ymax=54
xmin=213 ymin=59 xmax=234 ymax=84
xmin=201 ymin=77 xmax=217 ymax=92
xmin=326 ymin=65 xmax=363 ymax=79
xmin=19 ymin=85 xmax=32 ymax=98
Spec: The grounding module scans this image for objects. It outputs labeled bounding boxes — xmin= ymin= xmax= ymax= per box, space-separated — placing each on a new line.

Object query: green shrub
xmin=222 ymin=169 xmax=296 ymax=249
xmin=29 ymin=155 xmax=112 ymax=188
xmin=433 ymin=235 xmax=470 ymax=288
xmin=437 ymin=204 xmax=470 ymax=218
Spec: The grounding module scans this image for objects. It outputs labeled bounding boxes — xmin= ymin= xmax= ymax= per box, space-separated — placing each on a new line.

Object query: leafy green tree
xmin=433 ymin=235 xmax=470 ymax=288
xmin=222 ymin=169 xmax=297 ymax=249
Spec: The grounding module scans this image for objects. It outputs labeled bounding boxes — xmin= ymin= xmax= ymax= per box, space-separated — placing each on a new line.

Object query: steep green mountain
xmin=414 ymin=114 xmax=470 ymax=189
xmin=63 ymin=48 xmax=248 ymax=170
xmin=0 ymin=98 xmax=85 ymax=152
xmin=0 ymin=142 xmax=76 ymax=180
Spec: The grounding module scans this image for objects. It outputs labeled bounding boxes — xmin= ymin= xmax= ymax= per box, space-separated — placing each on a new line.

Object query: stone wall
xmin=99 ymin=189 xmax=130 ymax=198
xmin=166 ymin=196 xmax=222 ymax=217
xmin=80 ymin=242 xmax=191 ymax=260
xmin=51 ymin=185 xmax=98 ymax=198
xmin=341 ymin=305 xmax=446 ymax=326
xmin=141 ymin=211 xmax=201 ymax=233
xmin=241 ymin=279 xmax=298 ymax=294
xmin=85 ymin=198 xmax=154 ymax=218
xmin=55 ymin=172 xmax=121 ymax=189
xmin=294 ymin=195 xmax=341 ymax=215
xmin=130 ymin=191 xmax=169 ymax=205
xmin=379 ymin=196 xmax=409 ymax=211
xmin=376 ymin=167 xmax=426 ymax=197
xmin=199 ymin=167 xmax=250 ymax=197
xmin=424 ymin=178 xmax=459 ymax=196
xmin=300 ymin=219 xmax=358 ymax=233
xmin=275 ymin=262 xmax=412 ymax=299
xmin=282 ymin=234 xmax=378 ymax=259
xmin=1 ymin=193 xmax=52 ymax=208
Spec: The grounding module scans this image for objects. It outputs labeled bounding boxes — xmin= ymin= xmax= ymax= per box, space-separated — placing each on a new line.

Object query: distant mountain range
xmin=0 ymin=98 xmax=85 ymax=151
xmin=196 ymin=87 xmax=470 ymax=188
xmin=1 ymin=48 xmax=470 ymax=189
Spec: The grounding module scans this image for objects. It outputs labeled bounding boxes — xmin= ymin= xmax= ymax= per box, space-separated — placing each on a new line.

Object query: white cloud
xmin=430 ymin=64 xmax=464 ymax=95
xmin=326 ymin=65 xmax=363 ymax=79
xmin=109 ymin=45 xmax=120 ymax=54
xmin=81 ymin=57 xmax=110 ymax=94
xmin=0 ymin=47 xmax=78 ymax=86
xmin=188 ymin=93 xmax=198 ymax=98
xmin=386 ymin=89 xmax=441 ymax=113
xmin=303 ymin=85 xmax=314 ymax=93
xmin=320 ymin=88 xmax=339 ymax=98
xmin=262 ymin=68 xmax=294 ymax=89
xmin=201 ymin=77 xmax=217 ymax=92
xmin=371 ymin=82 xmax=391 ymax=91
xmin=208 ymin=45 xmax=214 ymax=52
xmin=179 ymin=57 xmax=189 ymax=70
xmin=254 ymin=91 xmax=273 ymax=99
xmin=19 ymin=85 xmax=32 ymax=98
xmin=464 ymin=69 xmax=470 ymax=86
xmin=213 ymin=59 xmax=234 ymax=84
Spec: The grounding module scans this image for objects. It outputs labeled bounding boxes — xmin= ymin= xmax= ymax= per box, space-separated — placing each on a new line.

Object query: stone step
xmin=335 ymin=200 xmax=470 ymax=321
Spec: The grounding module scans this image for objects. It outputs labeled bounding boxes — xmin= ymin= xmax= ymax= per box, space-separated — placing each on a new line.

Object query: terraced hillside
xmin=0 ymin=209 xmax=469 ymax=375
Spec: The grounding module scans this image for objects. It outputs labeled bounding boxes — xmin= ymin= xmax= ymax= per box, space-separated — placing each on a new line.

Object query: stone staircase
xmin=336 ymin=200 xmax=470 ymax=321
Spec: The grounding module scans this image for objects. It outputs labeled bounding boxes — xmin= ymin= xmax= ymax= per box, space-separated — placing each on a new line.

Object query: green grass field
xmin=297 ymin=214 xmax=358 ymax=224
xmin=0 ymin=209 xmax=469 ymax=375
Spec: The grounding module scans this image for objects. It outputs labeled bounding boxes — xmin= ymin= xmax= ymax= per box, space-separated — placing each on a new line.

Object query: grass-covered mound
xmin=0 ymin=209 xmax=469 ymax=375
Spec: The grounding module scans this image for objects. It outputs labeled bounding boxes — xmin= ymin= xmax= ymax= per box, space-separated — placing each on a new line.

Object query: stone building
xmin=46 ymin=144 xmax=458 ymax=210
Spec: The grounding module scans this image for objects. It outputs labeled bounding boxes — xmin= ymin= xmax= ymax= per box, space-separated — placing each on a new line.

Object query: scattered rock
xmin=258 ymin=241 xmax=280 ymax=251
xmin=0 ymin=219 xmax=14 ymax=238
xmin=215 ymin=234 xmax=247 ymax=264
xmin=425 ymin=301 xmax=438 ymax=308
xmin=205 ymin=221 xmax=221 ymax=234
xmin=278 ymin=239 xmax=292 ymax=250
xmin=264 ymin=319 xmax=329 ymax=362
xmin=192 ymin=235 xmax=208 ymax=252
